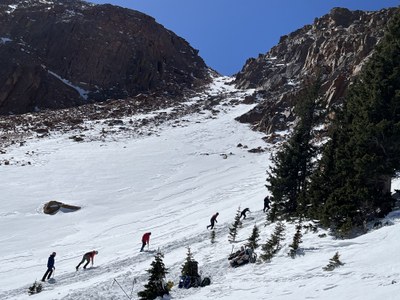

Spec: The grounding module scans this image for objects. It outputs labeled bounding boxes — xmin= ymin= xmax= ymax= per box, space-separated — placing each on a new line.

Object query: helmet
xmin=95 ymin=250 xmax=98 ymax=255
xmin=52 ymin=252 xmax=56 ymax=256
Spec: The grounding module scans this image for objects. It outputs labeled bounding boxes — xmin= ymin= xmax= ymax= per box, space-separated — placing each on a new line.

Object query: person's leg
xmin=83 ymin=258 xmax=90 ymax=268
xmin=140 ymin=241 xmax=146 ymax=252
xmin=76 ymin=256 xmax=85 ymax=269
xmin=41 ymin=269 xmax=50 ymax=281
xmin=47 ymin=269 xmax=53 ymax=279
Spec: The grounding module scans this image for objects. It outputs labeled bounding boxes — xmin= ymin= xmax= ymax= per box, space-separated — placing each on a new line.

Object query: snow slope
xmin=1 ymin=76 xmax=400 ymax=300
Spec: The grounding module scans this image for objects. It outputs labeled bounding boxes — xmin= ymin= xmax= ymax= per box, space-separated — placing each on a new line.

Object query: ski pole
xmin=112 ymin=278 xmax=131 ymax=300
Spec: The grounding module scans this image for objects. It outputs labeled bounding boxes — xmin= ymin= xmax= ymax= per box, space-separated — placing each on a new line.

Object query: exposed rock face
xmin=0 ymin=0 xmax=211 ymax=115
xmin=234 ymin=7 xmax=397 ymax=134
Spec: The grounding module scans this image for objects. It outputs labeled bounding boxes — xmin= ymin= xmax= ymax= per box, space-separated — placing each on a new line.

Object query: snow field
xmin=0 ymin=76 xmax=400 ymax=299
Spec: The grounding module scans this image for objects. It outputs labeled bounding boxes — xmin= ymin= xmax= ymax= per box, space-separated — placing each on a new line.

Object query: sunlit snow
xmin=0 ymin=76 xmax=399 ymax=300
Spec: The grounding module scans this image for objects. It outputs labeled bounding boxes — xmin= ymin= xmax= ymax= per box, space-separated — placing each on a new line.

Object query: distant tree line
xmin=266 ymin=10 xmax=400 ymax=236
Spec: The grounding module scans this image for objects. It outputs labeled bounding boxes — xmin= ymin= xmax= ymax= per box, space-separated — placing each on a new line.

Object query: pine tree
xmin=267 ymin=200 xmax=278 ymax=223
xmin=307 ymin=11 xmax=400 ymax=234
xmin=228 ymin=206 xmax=242 ymax=243
xmin=288 ymin=224 xmax=303 ymax=258
xmin=28 ymin=281 xmax=42 ymax=295
xmin=246 ymin=224 xmax=260 ymax=249
xmin=323 ymin=252 xmax=344 ymax=271
xmin=138 ymin=251 xmax=169 ymax=300
xmin=210 ymin=229 xmax=216 ymax=244
xmin=181 ymin=247 xmax=199 ymax=277
xmin=260 ymin=222 xmax=286 ymax=262
xmin=266 ymin=79 xmax=322 ymax=220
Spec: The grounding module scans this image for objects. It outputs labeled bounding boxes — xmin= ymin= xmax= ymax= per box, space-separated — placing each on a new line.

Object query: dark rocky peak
xmin=0 ymin=0 xmax=211 ymax=115
xmin=321 ymin=7 xmax=359 ymax=28
xmin=234 ymin=7 xmax=397 ymax=135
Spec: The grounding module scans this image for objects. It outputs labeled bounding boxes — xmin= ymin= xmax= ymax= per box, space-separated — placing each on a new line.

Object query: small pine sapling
xmin=260 ymin=221 xmax=286 ymax=262
xmin=246 ymin=224 xmax=260 ymax=250
xmin=28 ymin=281 xmax=43 ymax=295
xmin=181 ymin=247 xmax=199 ymax=277
xmin=138 ymin=251 xmax=170 ymax=300
xmin=288 ymin=224 xmax=303 ymax=258
xmin=228 ymin=206 xmax=242 ymax=243
xmin=267 ymin=201 xmax=278 ymax=224
xmin=323 ymin=252 xmax=344 ymax=271
xmin=210 ymin=229 xmax=216 ymax=244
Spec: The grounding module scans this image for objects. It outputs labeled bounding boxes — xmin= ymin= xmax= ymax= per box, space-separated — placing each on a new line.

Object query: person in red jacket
xmin=76 ymin=250 xmax=98 ymax=271
xmin=140 ymin=232 xmax=151 ymax=252
xmin=207 ymin=212 xmax=219 ymax=230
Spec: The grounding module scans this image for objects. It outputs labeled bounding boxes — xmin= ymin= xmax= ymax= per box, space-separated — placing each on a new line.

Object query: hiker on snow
xmin=240 ymin=208 xmax=250 ymax=220
xmin=140 ymin=232 xmax=151 ymax=252
xmin=263 ymin=196 xmax=270 ymax=213
xmin=207 ymin=212 xmax=219 ymax=230
xmin=41 ymin=252 xmax=56 ymax=282
xmin=76 ymin=250 xmax=98 ymax=270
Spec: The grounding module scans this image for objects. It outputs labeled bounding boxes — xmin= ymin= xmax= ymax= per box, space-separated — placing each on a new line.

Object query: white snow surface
xmin=1 ymin=76 xmax=400 ymax=299
xmin=48 ymin=70 xmax=89 ymax=100
xmin=0 ymin=37 xmax=12 ymax=44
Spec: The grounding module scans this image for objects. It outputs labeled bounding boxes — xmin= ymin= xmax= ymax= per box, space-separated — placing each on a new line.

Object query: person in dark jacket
xmin=140 ymin=232 xmax=151 ymax=252
xmin=76 ymin=250 xmax=98 ymax=270
xmin=263 ymin=196 xmax=270 ymax=213
xmin=240 ymin=208 xmax=250 ymax=220
xmin=207 ymin=212 xmax=219 ymax=229
xmin=41 ymin=252 xmax=56 ymax=282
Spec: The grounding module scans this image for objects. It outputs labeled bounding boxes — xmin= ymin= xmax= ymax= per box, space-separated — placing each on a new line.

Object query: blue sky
xmin=89 ymin=0 xmax=399 ymax=75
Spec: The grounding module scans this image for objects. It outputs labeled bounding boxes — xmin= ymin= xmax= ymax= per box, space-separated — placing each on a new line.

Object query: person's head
xmin=51 ymin=252 xmax=56 ymax=256
xmin=216 ymin=212 xmax=219 ymax=216
xmin=94 ymin=250 xmax=98 ymax=255
xmin=149 ymin=232 xmax=151 ymax=235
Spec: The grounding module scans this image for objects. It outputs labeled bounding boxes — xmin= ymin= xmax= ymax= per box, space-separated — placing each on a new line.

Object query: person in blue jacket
xmin=41 ymin=252 xmax=56 ymax=282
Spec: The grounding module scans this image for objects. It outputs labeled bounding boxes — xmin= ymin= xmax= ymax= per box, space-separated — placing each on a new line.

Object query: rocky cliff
xmin=0 ymin=0 xmax=211 ymax=115
xmin=234 ymin=7 xmax=397 ymax=134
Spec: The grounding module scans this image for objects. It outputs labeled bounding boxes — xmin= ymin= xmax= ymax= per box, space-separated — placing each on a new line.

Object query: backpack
xmin=200 ymin=277 xmax=211 ymax=287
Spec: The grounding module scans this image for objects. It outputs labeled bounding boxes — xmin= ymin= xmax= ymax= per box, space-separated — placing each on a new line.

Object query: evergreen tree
xmin=267 ymin=79 xmax=322 ymax=220
xmin=210 ymin=229 xmax=216 ymax=244
xmin=306 ymin=124 xmax=341 ymax=223
xmin=228 ymin=206 xmax=242 ymax=243
xmin=28 ymin=281 xmax=43 ymax=295
xmin=267 ymin=199 xmax=278 ymax=223
xmin=246 ymin=224 xmax=260 ymax=249
xmin=138 ymin=251 xmax=169 ymax=300
xmin=288 ymin=224 xmax=303 ymax=258
xmin=260 ymin=222 xmax=286 ymax=262
xmin=323 ymin=252 xmax=344 ymax=271
xmin=307 ymin=11 xmax=400 ymax=234
xmin=181 ymin=247 xmax=199 ymax=277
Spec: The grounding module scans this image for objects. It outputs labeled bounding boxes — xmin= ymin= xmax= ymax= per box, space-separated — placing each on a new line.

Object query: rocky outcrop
xmin=43 ymin=200 xmax=81 ymax=215
xmin=234 ymin=7 xmax=398 ymax=134
xmin=0 ymin=0 xmax=211 ymax=115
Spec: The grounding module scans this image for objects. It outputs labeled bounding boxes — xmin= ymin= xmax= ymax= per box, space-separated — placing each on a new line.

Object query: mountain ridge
xmin=0 ymin=0 xmax=211 ymax=115
xmin=234 ymin=7 xmax=397 ymax=135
